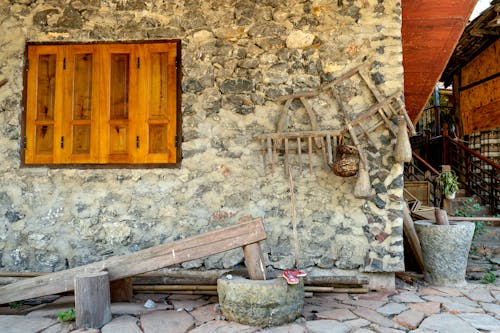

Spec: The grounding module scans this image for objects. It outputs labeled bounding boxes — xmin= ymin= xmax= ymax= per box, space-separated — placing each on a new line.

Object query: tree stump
xmin=75 ymin=271 xmax=111 ymax=329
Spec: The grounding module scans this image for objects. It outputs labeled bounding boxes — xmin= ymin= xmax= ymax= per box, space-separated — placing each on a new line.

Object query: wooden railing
xmin=404 ymin=151 xmax=440 ymax=206
xmin=444 ymin=136 xmax=499 ymax=214
xmin=406 ymin=128 xmax=499 ymax=213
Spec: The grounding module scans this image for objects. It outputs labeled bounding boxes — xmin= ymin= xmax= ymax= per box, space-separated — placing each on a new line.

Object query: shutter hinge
xmin=137 ymin=57 xmax=140 ymax=69
xmin=23 ymin=136 xmax=27 ymax=149
xmin=63 ymin=58 xmax=66 ymax=70
xmin=136 ymin=136 xmax=140 ymax=148
xmin=25 ymin=59 xmax=29 ymax=71
xmin=176 ymin=57 xmax=180 ymax=69
xmin=60 ymin=136 xmax=64 ymax=148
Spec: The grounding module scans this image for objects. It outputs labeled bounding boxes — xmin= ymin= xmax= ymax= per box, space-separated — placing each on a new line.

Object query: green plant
xmin=454 ymin=197 xmax=486 ymax=240
xmin=454 ymin=197 xmax=481 ymax=217
xmin=8 ymin=301 xmax=22 ymax=309
xmin=481 ymin=272 xmax=496 ymax=284
xmin=57 ymin=308 xmax=75 ymax=322
xmin=438 ymin=171 xmax=459 ymax=197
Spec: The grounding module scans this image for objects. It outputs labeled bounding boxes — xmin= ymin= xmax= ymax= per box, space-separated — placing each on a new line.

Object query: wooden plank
xmin=402 ymin=203 xmax=425 ymax=272
xmin=274 ymin=91 xmax=318 ymax=102
xmin=321 ymin=62 xmax=370 ymax=90
xmin=257 ymin=130 xmax=341 ymax=140
xmin=0 ymin=218 xmax=267 ymax=304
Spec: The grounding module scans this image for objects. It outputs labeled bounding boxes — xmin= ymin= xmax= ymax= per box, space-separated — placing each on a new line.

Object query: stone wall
xmin=0 ymin=0 xmax=405 ymax=274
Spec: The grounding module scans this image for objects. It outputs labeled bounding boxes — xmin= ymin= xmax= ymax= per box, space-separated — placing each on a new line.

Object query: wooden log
xmin=304 ymin=275 xmax=368 ymax=286
xmin=75 ymin=271 xmax=111 ymax=329
xmin=0 ymin=218 xmax=267 ymax=304
xmin=243 ymin=243 xmax=266 ymax=280
xmin=402 ymin=204 xmax=425 ymax=271
xmin=304 ymin=286 xmax=368 ymax=293
xmin=110 ymin=278 xmax=133 ymax=302
xmin=133 ymin=284 xmax=369 ymax=294
xmin=434 ymin=208 xmax=450 ymax=225
xmin=134 ymin=285 xmax=217 ymax=292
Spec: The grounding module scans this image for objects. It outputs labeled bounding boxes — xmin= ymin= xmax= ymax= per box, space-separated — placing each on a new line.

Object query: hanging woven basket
xmin=333 ymin=144 xmax=359 ymax=177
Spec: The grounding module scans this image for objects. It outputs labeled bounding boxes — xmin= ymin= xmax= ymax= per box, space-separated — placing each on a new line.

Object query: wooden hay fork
xmin=0 ymin=217 xmax=267 ymax=304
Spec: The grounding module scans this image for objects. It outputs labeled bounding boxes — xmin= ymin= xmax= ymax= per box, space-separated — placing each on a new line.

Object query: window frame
xmin=21 ymin=40 xmax=182 ymax=168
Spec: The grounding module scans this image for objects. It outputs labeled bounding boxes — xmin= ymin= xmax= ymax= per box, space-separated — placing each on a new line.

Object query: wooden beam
xmin=0 ymin=218 xmax=267 ymax=304
xmin=402 ymin=203 xmax=425 ymax=271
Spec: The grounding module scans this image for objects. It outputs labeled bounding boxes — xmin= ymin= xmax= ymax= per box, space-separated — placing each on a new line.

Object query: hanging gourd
xmin=395 ymin=115 xmax=412 ymax=163
xmin=354 ymin=164 xmax=373 ymax=198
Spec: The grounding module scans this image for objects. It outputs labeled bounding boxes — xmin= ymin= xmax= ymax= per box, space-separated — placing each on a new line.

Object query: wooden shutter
xmin=136 ymin=43 xmax=178 ymax=163
xmin=99 ymin=44 xmax=139 ymax=164
xmin=61 ymin=45 xmax=100 ymax=163
xmin=25 ymin=45 xmax=65 ymax=164
xmin=24 ymin=41 xmax=180 ymax=166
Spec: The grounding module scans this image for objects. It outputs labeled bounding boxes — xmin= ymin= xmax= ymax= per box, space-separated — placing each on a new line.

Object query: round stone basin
xmin=217 ymin=275 xmax=304 ymax=327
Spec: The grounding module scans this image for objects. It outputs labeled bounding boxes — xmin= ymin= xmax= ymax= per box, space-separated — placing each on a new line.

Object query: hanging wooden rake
xmin=258 ymin=60 xmax=415 ymax=177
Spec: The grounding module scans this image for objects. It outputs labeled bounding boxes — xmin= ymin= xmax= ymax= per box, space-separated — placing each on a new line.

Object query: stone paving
xmin=0 ymin=283 xmax=499 ymax=333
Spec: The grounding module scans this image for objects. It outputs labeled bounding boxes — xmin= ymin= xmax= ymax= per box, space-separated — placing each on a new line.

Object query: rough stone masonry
xmin=0 ymin=0 xmax=405 ymax=279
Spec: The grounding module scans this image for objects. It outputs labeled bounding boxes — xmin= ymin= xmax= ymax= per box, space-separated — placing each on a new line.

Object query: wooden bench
xmin=0 ymin=217 xmax=267 ymax=304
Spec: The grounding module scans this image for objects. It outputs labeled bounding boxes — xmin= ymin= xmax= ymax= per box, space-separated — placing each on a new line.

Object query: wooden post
xmin=402 ymin=204 xmax=424 ymax=272
xmin=434 ymin=208 xmax=450 ymax=226
xmin=75 ymin=271 xmax=111 ymax=329
xmin=442 ymin=123 xmax=449 ymax=165
xmin=243 ymin=243 xmax=266 ymax=280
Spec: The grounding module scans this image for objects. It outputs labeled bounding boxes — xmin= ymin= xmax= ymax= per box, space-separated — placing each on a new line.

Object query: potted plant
xmin=438 ymin=170 xmax=459 ymax=199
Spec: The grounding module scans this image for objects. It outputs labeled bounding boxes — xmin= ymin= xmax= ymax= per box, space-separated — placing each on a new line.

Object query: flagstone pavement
xmin=0 ymin=282 xmax=499 ymax=333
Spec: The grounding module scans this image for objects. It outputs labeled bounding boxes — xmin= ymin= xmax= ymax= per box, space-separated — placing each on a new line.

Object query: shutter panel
xmin=100 ymin=44 xmax=138 ymax=164
xmin=136 ymin=43 xmax=178 ymax=163
xmin=25 ymin=45 xmax=65 ymax=164
xmin=61 ymin=45 xmax=100 ymax=163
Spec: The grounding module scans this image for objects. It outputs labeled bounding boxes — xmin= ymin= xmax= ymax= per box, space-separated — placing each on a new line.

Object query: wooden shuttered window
xmin=24 ymin=42 xmax=180 ymax=166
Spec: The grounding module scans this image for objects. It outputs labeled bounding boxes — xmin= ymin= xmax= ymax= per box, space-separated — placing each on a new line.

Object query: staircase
xmin=404 ymin=140 xmax=500 ymax=282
